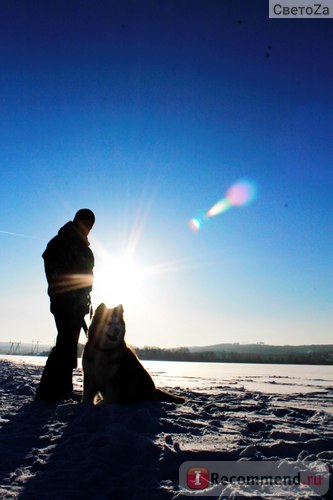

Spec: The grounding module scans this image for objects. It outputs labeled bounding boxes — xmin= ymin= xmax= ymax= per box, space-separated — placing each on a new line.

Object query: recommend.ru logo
xmin=180 ymin=460 xmax=330 ymax=496
xmin=186 ymin=467 xmax=210 ymax=490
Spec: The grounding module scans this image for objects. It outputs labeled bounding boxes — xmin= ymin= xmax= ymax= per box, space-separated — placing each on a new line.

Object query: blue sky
xmin=0 ymin=0 xmax=332 ymax=348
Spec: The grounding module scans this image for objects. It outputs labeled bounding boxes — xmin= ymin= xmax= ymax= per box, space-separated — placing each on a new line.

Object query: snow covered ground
xmin=0 ymin=356 xmax=332 ymax=499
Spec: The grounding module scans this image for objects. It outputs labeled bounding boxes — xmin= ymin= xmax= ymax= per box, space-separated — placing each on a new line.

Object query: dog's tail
xmin=155 ymin=388 xmax=186 ymax=404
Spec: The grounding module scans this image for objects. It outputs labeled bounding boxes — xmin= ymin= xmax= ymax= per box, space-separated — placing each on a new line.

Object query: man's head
xmin=73 ymin=208 xmax=95 ymax=236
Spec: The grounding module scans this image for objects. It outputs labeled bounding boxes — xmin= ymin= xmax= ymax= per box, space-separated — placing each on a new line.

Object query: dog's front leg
xmin=102 ymin=385 xmax=119 ymax=404
xmin=82 ymin=376 xmax=97 ymax=404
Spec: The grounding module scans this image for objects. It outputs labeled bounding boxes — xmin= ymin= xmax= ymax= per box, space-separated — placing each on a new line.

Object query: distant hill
xmin=0 ymin=342 xmax=52 ymax=356
xmin=188 ymin=343 xmax=333 ymax=355
xmin=0 ymin=342 xmax=86 ymax=357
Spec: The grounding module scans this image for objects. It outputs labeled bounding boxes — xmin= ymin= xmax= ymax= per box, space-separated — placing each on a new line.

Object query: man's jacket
xmin=42 ymin=221 xmax=94 ymax=306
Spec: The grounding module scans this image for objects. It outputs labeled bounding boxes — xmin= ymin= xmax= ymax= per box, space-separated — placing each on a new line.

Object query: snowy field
xmin=0 ymin=356 xmax=332 ymax=499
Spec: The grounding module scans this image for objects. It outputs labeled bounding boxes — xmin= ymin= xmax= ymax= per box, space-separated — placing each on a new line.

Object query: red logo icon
xmin=186 ymin=467 xmax=210 ymax=490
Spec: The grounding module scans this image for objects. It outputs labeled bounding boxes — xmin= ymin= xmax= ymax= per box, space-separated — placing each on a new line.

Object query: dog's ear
xmin=96 ymin=303 xmax=106 ymax=313
xmin=93 ymin=303 xmax=107 ymax=320
xmin=88 ymin=303 xmax=108 ymax=342
xmin=115 ymin=304 xmax=124 ymax=318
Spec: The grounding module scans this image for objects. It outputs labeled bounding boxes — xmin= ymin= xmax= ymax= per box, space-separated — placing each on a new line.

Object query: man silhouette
xmin=35 ymin=209 xmax=95 ymax=403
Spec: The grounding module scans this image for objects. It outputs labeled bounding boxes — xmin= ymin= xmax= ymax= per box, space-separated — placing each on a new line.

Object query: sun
xmin=92 ymin=252 xmax=147 ymax=308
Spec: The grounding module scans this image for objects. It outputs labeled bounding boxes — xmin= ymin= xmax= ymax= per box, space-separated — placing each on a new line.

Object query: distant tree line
xmin=70 ymin=344 xmax=333 ymax=365
xmin=4 ymin=343 xmax=331 ymax=365
xmin=132 ymin=346 xmax=333 ymax=365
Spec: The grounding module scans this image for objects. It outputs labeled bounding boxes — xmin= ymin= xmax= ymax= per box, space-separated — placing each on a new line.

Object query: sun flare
xmin=92 ymin=252 xmax=146 ymax=308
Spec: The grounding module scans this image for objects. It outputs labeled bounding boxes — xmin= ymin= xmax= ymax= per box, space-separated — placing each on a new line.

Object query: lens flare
xmin=226 ymin=179 xmax=257 ymax=207
xmin=189 ymin=178 xmax=258 ymax=231
xmin=188 ymin=217 xmax=202 ymax=232
xmin=206 ymin=198 xmax=231 ymax=218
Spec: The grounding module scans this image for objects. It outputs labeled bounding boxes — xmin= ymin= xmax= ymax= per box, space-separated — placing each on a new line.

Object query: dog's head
xmin=88 ymin=303 xmax=126 ymax=350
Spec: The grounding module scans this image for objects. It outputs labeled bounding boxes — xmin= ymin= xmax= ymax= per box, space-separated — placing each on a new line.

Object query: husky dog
xmin=82 ymin=303 xmax=185 ymax=404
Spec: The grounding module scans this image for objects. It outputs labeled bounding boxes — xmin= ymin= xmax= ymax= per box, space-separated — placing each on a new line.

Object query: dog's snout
xmin=105 ymin=326 xmax=121 ymax=342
